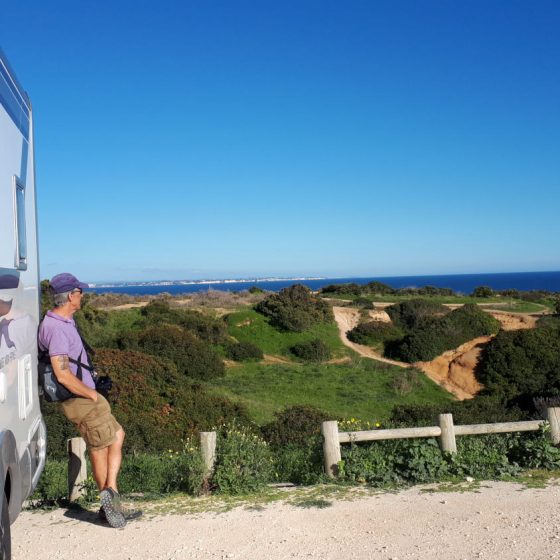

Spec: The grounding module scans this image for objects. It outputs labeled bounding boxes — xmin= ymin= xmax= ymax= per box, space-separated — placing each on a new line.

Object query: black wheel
xmin=0 ymin=491 xmax=10 ymax=560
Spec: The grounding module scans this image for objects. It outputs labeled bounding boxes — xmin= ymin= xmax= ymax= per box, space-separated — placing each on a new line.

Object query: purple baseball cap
xmin=50 ymin=273 xmax=89 ymax=294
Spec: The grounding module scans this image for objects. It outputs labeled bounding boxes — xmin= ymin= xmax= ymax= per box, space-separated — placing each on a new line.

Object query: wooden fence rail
xmin=322 ymin=407 xmax=560 ymax=478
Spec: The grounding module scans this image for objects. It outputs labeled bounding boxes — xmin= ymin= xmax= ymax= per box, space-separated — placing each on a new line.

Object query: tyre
xmin=0 ymin=491 xmax=10 ymax=560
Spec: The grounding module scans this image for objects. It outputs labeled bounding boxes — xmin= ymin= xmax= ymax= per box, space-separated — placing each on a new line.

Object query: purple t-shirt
xmin=38 ymin=311 xmax=96 ymax=389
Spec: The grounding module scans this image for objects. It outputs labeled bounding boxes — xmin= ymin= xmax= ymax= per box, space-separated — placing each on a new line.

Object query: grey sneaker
xmin=99 ymin=488 xmax=127 ymax=529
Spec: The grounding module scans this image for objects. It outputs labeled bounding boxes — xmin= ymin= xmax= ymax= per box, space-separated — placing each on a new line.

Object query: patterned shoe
xmin=99 ymin=488 xmax=127 ymax=529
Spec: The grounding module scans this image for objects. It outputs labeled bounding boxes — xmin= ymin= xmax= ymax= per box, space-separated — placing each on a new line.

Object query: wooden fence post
xmin=322 ymin=421 xmax=341 ymax=478
xmin=68 ymin=437 xmax=87 ymax=502
xmin=200 ymin=431 xmax=217 ymax=478
xmin=547 ymin=407 xmax=560 ymax=445
xmin=438 ymin=414 xmax=457 ymax=454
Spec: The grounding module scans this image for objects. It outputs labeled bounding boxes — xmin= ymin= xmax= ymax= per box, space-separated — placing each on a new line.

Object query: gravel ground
xmin=12 ymin=481 xmax=560 ymax=560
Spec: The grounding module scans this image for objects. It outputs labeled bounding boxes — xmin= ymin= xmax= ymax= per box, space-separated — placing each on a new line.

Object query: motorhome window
xmin=14 ymin=179 xmax=27 ymax=270
xmin=0 ymin=61 xmax=30 ymax=140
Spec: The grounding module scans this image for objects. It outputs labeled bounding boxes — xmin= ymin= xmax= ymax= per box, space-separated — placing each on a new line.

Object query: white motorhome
xmin=0 ymin=48 xmax=46 ymax=559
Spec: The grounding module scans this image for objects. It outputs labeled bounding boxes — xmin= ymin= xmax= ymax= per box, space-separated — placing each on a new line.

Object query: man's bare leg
xmin=105 ymin=428 xmax=125 ymax=492
xmin=89 ymin=447 xmax=109 ymax=491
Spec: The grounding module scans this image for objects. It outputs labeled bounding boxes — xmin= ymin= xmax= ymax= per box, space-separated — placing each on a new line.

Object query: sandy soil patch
xmin=415 ymin=337 xmax=490 ymax=400
xmin=487 ymin=311 xmax=538 ymax=331
xmin=12 ymin=481 xmax=560 ymax=560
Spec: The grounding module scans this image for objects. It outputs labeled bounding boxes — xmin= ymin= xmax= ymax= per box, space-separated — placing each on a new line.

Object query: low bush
xmin=273 ymin=442 xmax=326 ymax=485
xmin=29 ymin=459 xmax=68 ymax=506
xmin=353 ymin=297 xmax=375 ymax=309
xmin=141 ymin=300 xmax=229 ymax=343
xmin=347 ymin=321 xmax=403 ymax=346
xmin=290 ymin=338 xmax=332 ymax=362
xmin=42 ymin=349 xmax=250 ymax=458
xmin=212 ymin=424 xmax=274 ymax=494
xmin=320 ymin=283 xmax=363 ymax=296
xmin=386 ymin=304 xmax=501 ymax=362
xmin=385 ymin=299 xmax=449 ymax=331
xmin=255 ymin=284 xmax=333 ymax=332
xmin=262 ymin=405 xmax=330 ymax=449
xmin=338 ymin=428 xmax=558 ymax=487
xmin=225 ymin=341 xmax=264 ymax=361
xmin=390 ymin=396 xmax=525 ymax=427
xmin=118 ymin=324 xmax=225 ymax=380
xmin=118 ymin=447 xmax=205 ymax=495
xmin=30 ymin=448 xmax=205 ymax=506
xmin=476 ymin=322 xmax=560 ymax=408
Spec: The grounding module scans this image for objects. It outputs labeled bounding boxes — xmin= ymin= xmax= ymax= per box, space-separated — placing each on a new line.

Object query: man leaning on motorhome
xmin=38 ymin=273 xmax=127 ymax=528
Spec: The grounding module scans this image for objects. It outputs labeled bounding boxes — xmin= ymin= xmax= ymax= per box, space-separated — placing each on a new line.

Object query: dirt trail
xmin=12 ymin=481 xmax=560 ymax=560
xmin=332 ymin=307 xmax=407 ymax=368
xmin=332 ymin=305 xmax=543 ymax=400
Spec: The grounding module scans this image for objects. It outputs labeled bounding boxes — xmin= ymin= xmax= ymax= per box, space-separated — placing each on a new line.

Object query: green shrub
xmin=338 ymin=430 xmax=557 ymax=487
xmin=449 ymin=434 xmax=520 ymax=478
xmin=364 ymin=281 xmax=395 ymax=295
xmin=29 ymin=459 xmax=68 ymax=506
xmin=31 ymin=449 xmax=205 ymax=505
xmin=471 ymin=286 xmax=494 ymax=298
xmin=508 ymin=426 xmax=560 ymax=470
xmin=273 ymin=442 xmax=326 ymax=485
xmin=178 ymin=310 xmax=228 ymax=344
xmin=386 ymin=304 xmax=500 ymax=362
xmin=384 ymin=320 xmax=448 ymax=362
xmin=118 ymin=448 xmax=205 ymax=495
xmin=290 ymin=338 xmax=332 ymax=362
xmin=225 ymin=341 xmax=264 ymax=361
xmin=262 ymin=405 xmax=330 ymax=449
xmin=336 ymin=436 xmax=452 ymax=487
xmin=212 ymin=424 xmax=274 ymax=494
xmin=476 ymin=322 xmax=560 ymax=407
xmin=320 ymin=283 xmax=362 ymax=296
xmin=118 ymin=324 xmax=225 ymax=380
xmin=353 ymin=297 xmax=375 ymax=309
xmin=347 ymin=321 xmax=403 ymax=346
xmin=339 ymin=442 xmax=396 ymax=485
xmin=255 ymin=284 xmax=333 ymax=332
xmin=385 ymin=299 xmax=449 ymax=331
xmin=39 ymin=349 xmax=250 ymax=458
xmin=390 ymin=396 xmax=525 ymax=427
xmin=140 ymin=300 xmax=229 ymax=343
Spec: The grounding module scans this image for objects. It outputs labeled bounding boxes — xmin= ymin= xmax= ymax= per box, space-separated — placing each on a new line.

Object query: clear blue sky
xmin=2 ymin=1 xmax=559 ymax=282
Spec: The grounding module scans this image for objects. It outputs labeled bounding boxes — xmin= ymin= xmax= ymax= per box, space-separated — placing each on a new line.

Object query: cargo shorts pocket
xmin=79 ymin=415 xmax=116 ymax=450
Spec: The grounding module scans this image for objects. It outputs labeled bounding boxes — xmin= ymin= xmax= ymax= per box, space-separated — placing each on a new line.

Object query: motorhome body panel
xmin=0 ymin=48 xmax=45 ymax=525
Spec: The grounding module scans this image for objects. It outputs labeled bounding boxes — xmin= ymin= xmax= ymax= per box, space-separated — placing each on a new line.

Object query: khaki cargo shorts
xmin=61 ymin=394 xmax=122 ymax=451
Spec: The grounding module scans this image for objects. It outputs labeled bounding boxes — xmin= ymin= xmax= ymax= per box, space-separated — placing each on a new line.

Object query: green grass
xmin=484 ymin=301 xmax=548 ymax=313
xmin=226 ymin=309 xmax=349 ymax=358
xmin=205 ymin=359 xmax=453 ymax=424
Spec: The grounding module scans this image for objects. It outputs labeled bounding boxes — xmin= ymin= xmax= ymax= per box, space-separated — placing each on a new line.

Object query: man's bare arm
xmin=50 ymin=355 xmax=97 ymax=401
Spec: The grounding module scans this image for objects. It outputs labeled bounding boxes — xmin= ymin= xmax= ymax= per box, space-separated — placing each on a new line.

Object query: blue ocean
xmin=89 ymin=271 xmax=560 ymax=296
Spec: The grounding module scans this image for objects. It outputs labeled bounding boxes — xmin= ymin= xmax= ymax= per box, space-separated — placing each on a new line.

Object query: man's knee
xmin=114 ymin=427 xmax=125 ymax=446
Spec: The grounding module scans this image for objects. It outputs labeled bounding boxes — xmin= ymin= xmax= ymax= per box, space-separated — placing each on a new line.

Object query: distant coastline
xmin=87 ymin=270 xmax=560 ymax=296
xmin=89 ymin=276 xmax=325 ymax=288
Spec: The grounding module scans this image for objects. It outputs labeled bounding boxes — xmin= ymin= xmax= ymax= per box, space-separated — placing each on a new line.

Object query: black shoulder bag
xmin=38 ymin=329 xmax=113 ymax=402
